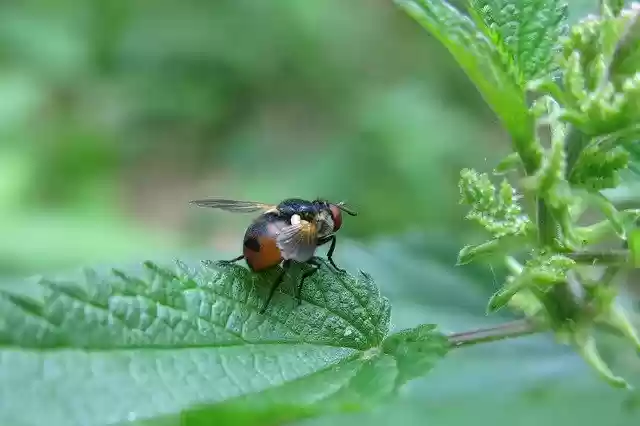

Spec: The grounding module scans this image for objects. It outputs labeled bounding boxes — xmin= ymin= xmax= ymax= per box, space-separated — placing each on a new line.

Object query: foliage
xmin=0 ymin=258 xmax=448 ymax=425
xmin=2 ymin=0 xmax=640 ymax=425
xmin=470 ymin=0 xmax=568 ymax=82
xmin=397 ymin=0 xmax=640 ymax=388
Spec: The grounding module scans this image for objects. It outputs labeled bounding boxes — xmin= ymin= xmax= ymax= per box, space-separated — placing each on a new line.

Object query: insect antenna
xmin=336 ymin=201 xmax=357 ymax=216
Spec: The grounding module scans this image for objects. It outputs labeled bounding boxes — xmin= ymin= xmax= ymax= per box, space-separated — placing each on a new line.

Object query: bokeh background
xmin=2 ymin=0 xmax=639 ymax=425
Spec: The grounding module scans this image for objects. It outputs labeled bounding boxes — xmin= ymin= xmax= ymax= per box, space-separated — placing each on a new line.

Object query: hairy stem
xmin=448 ymin=319 xmax=547 ymax=348
xmin=537 ymin=199 xmax=558 ymax=247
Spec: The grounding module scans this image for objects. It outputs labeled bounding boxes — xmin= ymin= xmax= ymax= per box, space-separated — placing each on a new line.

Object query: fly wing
xmin=276 ymin=219 xmax=317 ymax=262
xmin=189 ymin=198 xmax=276 ymax=213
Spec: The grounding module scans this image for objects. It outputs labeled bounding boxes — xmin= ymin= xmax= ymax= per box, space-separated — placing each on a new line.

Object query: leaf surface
xmin=470 ymin=0 xmax=568 ymax=81
xmin=0 ymin=258 xmax=448 ymax=426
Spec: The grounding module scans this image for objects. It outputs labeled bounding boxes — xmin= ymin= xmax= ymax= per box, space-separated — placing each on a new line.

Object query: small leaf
xmin=382 ymin=324 xmax=450 ymax=387
xmin=457 ymin=235 xmax=531 ymax=265
xmin=488 ymin=252 xmax=575 ymax=314
xmin=493 ymin=152 xmax=522 ymax=175
xmin=0 ymin=259 xmax=448 ymax=425
xmin=507 ymin=288 xmax=544 ymax=317
xmin=574 ymin=332 xmax=631 ymax=389
xmin=457 ymin=241 xmax=499 ymax=266
xmin=487 ymin=278 xmax=528 ymax=313
xmin=572 ymin=146 xmax=630 ymax=192
xmin=458 ymin=168 xmax=532 ymax=239
xmin=487 ymin=268 xmax=566 ymax=313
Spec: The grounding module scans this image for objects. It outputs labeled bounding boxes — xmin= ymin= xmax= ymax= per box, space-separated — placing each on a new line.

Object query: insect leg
xmin=260 ymin=259 xmax=291 ymax=314
xmin=324 ymin=235 xmax=345 ymax=273
xmin=297 ymin=258 xmax=321 ymax=306
xmin=219 ymin=254 xmax=244 ymax=265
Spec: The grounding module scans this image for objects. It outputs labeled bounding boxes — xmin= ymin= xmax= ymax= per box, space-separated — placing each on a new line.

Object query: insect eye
xmin=329 ymin=204 xmax=343 ymax=231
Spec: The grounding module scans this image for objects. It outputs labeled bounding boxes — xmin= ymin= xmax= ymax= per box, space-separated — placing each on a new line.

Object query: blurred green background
xmin=2 ymin=0 xmax=639 ymax=425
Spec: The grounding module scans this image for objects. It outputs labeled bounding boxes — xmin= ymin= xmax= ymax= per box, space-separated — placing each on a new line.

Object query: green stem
xmin=448 ymin=319 xmax=547 ymax=348
xmin=537 ymin=126 xmax=588 ymax=316
xmin=536 ymin=126 xmax=586 ymax=249
xmin=450 ymin=107 xmax=592 ymax=350
xmin=537 ymin=199 xmax=558 ymax=247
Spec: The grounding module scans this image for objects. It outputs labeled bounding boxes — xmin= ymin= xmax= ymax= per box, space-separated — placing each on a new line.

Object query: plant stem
xmin=537 ymin=199 xmax=558 ymax=247
xmin=448 ymin=319 xmax=547 ymax=348
xmin=448 ymin=125 xmax=579 ymax=351
xmin=448 ymin=109 xmax=593 ymax=349
xmin=536 ymin=125 xmax=586 ymax=249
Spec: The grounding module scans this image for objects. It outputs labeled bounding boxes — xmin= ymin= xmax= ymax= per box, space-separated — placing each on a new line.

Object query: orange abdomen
xmin=242 ymin=215 xmax=287 ymax=272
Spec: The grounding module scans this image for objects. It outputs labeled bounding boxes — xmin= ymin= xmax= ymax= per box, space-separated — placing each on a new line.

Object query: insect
xmin=190 ymin=197 xmax=357 ymax=313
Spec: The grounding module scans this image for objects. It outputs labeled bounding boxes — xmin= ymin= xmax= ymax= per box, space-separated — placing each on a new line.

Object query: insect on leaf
xmin=0 ymin=259 xmax=449 ymax=426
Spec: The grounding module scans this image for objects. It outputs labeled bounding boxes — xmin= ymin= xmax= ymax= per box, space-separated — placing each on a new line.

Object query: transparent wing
xmin=276 ymin=220 xmax=317 ymax=262
xmin=189 ymin=198 xmax=276 ymax=213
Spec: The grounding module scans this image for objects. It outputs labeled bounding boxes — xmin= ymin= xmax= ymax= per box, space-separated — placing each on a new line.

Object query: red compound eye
xmin=329 ymin=204 xmax=343 ymax=231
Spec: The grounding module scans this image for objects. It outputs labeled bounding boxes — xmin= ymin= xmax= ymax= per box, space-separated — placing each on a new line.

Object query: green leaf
xmin=457 ymin=235 xmax=531 ymax=265
xmin=487 ymin=253 xmax=574 ymax=313
xmin=487 ymin=282 xmax=526 ymax=313
xmin=574 ymin=332 xmax=630 ymax=389
xmin=0 ymin=259 xmax=449 ymax=425
xmin=556 ymin=4 xmax=640 ymax=137
xmin=493 ymin=152 xmax=523 ymax=175
xmin=469 ymin=0 xmax=569 ymax=82
xmin=382 ymin=324 xmax=449 ymax=387
xmin=570 ymin=144 xmax=630 ymax=192
xmin=299 ymin=237 xmax=640 ymax=426
xmin=394 ymin=0 xmax=539 ymax=171
xmin=458 ymin=168 xmax=533 ymax=240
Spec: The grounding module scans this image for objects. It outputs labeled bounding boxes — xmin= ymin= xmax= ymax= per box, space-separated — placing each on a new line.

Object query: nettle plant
xmin=2 ymin=1 xmax=640 ymax=425
xmin=446 ymin=0 xmax=640 ymax=388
